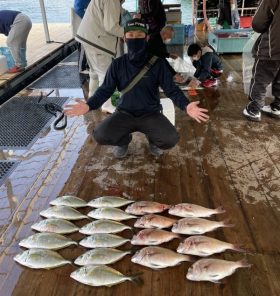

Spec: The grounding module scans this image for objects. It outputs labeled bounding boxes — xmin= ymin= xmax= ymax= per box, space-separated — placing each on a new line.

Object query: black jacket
xmin=139 ymin=0 xmax=166 ymax=34
xmin=87 ymin=54 xmax=189 ymax=115
xmin=147 ymin=32 xmax=177 ymax=76
xmin=252 ymin=0 xmax=280 ymax=60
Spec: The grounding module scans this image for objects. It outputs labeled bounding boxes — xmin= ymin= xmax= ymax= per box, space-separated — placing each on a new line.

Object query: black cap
xmin=124 ymin=18 xmax=148 ymax=34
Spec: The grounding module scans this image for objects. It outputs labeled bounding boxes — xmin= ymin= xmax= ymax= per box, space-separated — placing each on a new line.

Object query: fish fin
xmin=128 ymin=272 xmax=144 ymax=286
xmin=210 ymin=279 xmax=221 ymax=284
xmin=190 ymin=230 xmax=201 ymax=234
xmin=148 ymin=240 xmax=159 ymax=244
xmin=232 ymin=244 xmax=246 ymax=253
xmin=222 ymin=219 xmax=235 ymax=228
xmin=215 ymin=206 xmax=226 ymax=214
xmin=198 ymin=251 xmax=209 ymax=256
xmin=238 ymin=258 xmax=252 ymax=268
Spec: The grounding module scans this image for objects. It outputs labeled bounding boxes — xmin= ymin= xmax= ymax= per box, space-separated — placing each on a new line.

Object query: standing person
xmin=147 ymin=25 xmax=184 ymax=83
xmin=217 ymin=0 xmax=239 ymax=29
xmin=75 ymin=0 xmax=124 ymax=112
xmin=73 ymin=0 xmax=91 ymax=86
xmin=138 ymin=0 xmax=166 ymax=34
xmin=243 ymin=0 xmax=280 ymax=121
xmin=0 ymin=10 xmax=32 ymax=73
xmin=187 ymin=43 xmax=223 ymax=88
xmin=64 ymin=19 xmax=209 ymax=159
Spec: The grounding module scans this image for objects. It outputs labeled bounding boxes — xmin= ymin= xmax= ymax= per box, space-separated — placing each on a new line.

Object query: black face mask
xmin=126 ymin=38 xmax=148 ymax=65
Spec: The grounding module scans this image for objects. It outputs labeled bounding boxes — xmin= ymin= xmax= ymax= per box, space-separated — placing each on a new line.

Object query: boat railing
xmin=196 ymin=7 xmax=258 ymax=19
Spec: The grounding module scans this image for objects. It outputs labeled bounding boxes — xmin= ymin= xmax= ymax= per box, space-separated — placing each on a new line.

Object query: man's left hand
xmin=186 ymin=101 xmax=209 ymax=123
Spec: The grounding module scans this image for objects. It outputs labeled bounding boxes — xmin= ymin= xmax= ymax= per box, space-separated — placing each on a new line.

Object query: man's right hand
xmin=63 ymin=99 xmax=90 ymax=117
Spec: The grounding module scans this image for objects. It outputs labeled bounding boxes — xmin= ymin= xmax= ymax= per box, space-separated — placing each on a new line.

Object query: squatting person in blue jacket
xmin=187 ymin=43 xmax=223 ymax=88
xmin=64 ymin=19 xmax=209 ymax=158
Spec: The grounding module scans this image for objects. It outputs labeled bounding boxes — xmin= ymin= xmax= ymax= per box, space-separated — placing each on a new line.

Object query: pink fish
xmin=125 ymin=201 xmax=171 ymax=215
xmin=177 ymin=235 xmax=245 ymax=256
xmin=134 ymin=214 xmax=176 ymax=229
xmin=172 ymin=218 xmax=234 ymax=235
xmin=187 ymin=258 xmax=252 ymax=283
xmin=131 ymin=229 xmax=180 ymax=245
xmin=169 ymin=203 xmax=225 ymax=218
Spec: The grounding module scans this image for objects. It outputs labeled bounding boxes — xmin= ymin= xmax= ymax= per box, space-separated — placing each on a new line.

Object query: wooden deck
xmin=0 ymin=54 xmax=279 ymax=296
xmin=0 ymin=23 xmax=72 ymax=88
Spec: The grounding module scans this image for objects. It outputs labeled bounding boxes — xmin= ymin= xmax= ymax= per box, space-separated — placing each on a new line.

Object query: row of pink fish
xmin=124 ymin=200 xmax=251 ymax=284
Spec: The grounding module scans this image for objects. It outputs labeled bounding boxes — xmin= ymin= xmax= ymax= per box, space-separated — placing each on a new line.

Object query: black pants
xmin=248 ymin=59 xmax=280 ymax=112
xmin=93 ymin=110 xmax=179 ymax=149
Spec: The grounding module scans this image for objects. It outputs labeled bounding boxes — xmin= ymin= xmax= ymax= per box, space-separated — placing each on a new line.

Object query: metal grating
xmin=30 ymin=65 xmax=80 ymax=89
xmin=62 ymin=50 xmax=79 ymax=63
xmin=0 ymin=96 xmax=68 ymax=149
xmin=0 ymin=161 xmax=18 ymax=186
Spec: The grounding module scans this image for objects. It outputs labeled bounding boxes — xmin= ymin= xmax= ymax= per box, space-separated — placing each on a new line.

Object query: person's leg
xmin=93 ymin=110 xmax=135 ymax=146
xmin=83 ymin=44 xmax=99 ymax=97
xmin=7 ymin=13 xmax=32 ymax=69
xmin=262 ymin=61 xmax=280 ymax=118
xmin=136 ymin=112 xmax=179 ymax=151
xmin=244 ymin=59 xmax=278 ymax=120
xmin=91 ymin=53 xmax=115 ymax=113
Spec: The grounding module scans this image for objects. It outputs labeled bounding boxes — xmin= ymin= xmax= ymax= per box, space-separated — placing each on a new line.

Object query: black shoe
xmin=113 ymin=145 xmax=128 ymax=159
xmin=149 ymin=144 xmax=163 ymax=157
xmin=243 ymin=105 xmax=261 ymax=122
xmin=261 ymin=104 xmax=280 ymax=118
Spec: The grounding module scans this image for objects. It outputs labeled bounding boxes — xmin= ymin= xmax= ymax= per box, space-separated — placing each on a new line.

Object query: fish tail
xmin=238 ymin=258 xmax=252 ymax=268
xmin=128 ymin=273 xmax=144 ymax=285
xmin=232 ymin=244 xmax=246 ymax=253
xmin=165 ymin=204 xmax=172 ymax=210
xmin=215 ymin=206 xmax=226 ymax=214
xmin=183 ymin=254 xmax=195 ymax=262
xmin=222 ymin=219 xmax=235 ymax=228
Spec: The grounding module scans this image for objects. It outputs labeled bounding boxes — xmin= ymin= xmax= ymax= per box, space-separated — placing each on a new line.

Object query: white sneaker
xmin=243 ymin=107 xmax=261 ymax=122
xmin=261 ymin=105 xmax=280 ymax=118
xmin=101 ymin=100 xmax=116 ymax=114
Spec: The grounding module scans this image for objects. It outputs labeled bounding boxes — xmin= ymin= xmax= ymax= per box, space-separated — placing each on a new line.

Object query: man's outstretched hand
xmin=186 ymin=101 xmax=209 ymax=123
xmin=63 ymin=99 xmax=90 ymax=117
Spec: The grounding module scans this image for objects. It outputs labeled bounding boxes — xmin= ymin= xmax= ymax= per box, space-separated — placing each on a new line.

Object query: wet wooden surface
xmin=0 ymin=54 xmax=280 ymax=296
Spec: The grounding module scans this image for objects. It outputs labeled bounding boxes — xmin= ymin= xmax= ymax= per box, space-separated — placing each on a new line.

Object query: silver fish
xmin=131 ymin=229 xmax=180 ymax=245
xmin=74 ymin=248 xmax=131 ymax=265
xmin=40 ymin=205 xmax=88 ymax=220
xmin=79 ymin=233 xmax=129 ymax=248
xmin=79 ymin=219 xmax=132 ymax=235
xmin=177 ymin=236 xmax=245 ymax=257
xmin=125 ymin=201 xmax=171 ymax=215
xmin=87 ymin=207 xmax=136 ymax=221
xmin=14 ymin=249 xmax=71 ymax=269
xmin=19 ymin=233 xmax=77 ymax=250
xmin=186 ymin=258 xmax=252 ymax=283
xmin=169 ymin=203 xmax=225 ymax=218
xmin=131 ymin=246 xmax=192 ymax=269
xmin=31 ymin=219 xmax=79 ymax=234
xmin=172 ymin=218 xmax=234 ymax=235
xmin=70 ymin=265 xmax=142 ymax=287
xmin=87 ymin=196 xmax=134 ymax=208
xmin=50 ymin=195 xmax=87 ymax=208
xmin=134 ymin=214 xmax=176 ymax=229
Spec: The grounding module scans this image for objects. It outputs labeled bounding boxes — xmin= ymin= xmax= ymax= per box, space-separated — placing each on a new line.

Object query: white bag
xmin=243 ymin=32 xmax=272 ymax=97
xmin=168 ymin=57 xmax=196 ymax=76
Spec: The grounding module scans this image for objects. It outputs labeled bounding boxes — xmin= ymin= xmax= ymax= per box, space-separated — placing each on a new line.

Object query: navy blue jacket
xmin=74 ymin=0 xmax=91 ymax=18
xmin=193 ymin=52 xmax=223 ymax=81
xmin=87 ymin=54 xmax=189 ymax=115
xmin=0 ymin=10 xmax=20 ymax=36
